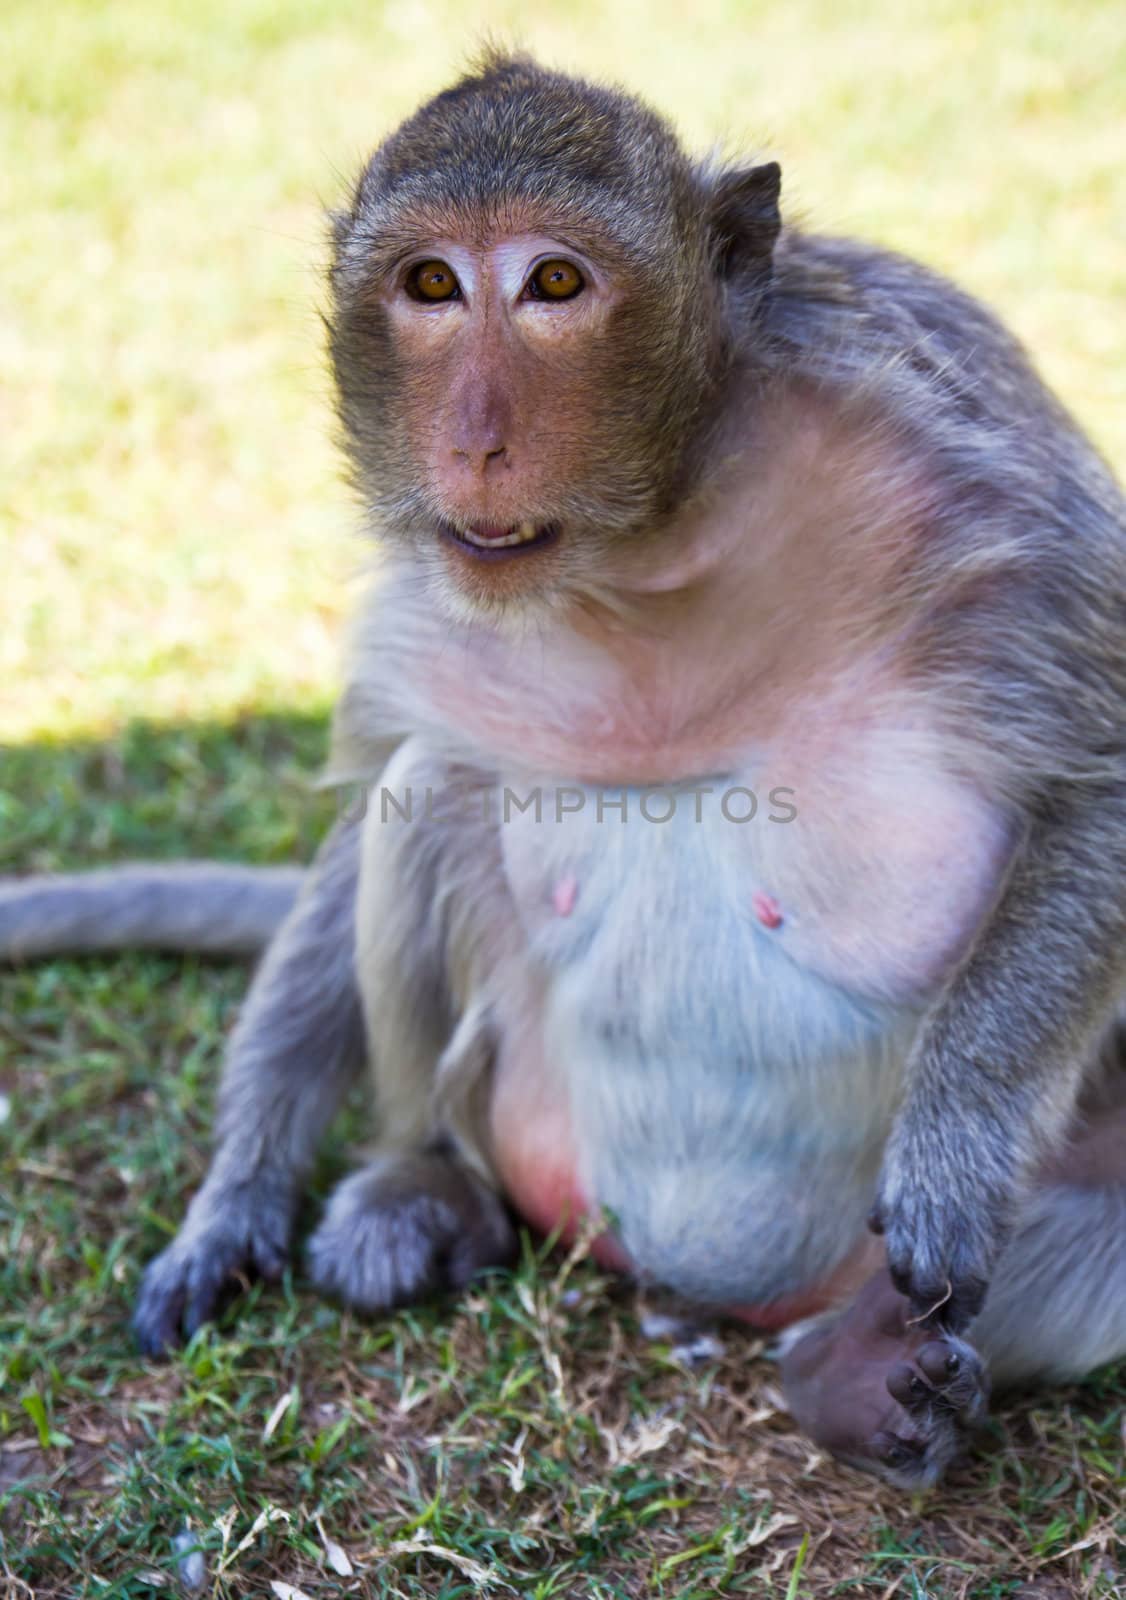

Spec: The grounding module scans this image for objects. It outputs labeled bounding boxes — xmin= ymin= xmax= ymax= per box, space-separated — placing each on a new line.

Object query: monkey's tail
xmin=0 ymin=864 xmax=305 ymax=961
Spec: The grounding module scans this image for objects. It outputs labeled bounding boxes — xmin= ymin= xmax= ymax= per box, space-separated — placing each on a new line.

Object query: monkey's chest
xmin=498 ymin=745 xmax=1013 ymax=1007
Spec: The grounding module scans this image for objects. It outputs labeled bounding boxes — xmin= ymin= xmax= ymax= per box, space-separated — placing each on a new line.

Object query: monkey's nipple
xmin=552 ymin=875 xmax=579 ymax=917
xmin=752 ymin=890 xmax=784 ymax=929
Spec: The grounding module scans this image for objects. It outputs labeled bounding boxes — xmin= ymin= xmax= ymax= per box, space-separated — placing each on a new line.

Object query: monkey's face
xmin=332 ymin=211 xmax=714 ymax=617
xmin=328 ymin=55 xmax=779 ymax=618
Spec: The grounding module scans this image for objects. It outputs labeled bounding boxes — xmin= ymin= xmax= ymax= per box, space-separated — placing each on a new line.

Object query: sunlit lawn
xmin=2 ymin=1 xmax=1125 ymax=1594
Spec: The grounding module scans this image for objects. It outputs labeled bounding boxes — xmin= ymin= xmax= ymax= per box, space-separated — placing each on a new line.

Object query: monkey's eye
xmin=526 ymin=259 xmax=585 ymax=302
xmin=406 ymin=261 xmax=461 ymax=302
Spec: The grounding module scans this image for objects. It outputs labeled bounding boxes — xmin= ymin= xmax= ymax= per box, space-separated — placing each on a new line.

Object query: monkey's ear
xmin=707 ymin=161 xmax=782 ymax=283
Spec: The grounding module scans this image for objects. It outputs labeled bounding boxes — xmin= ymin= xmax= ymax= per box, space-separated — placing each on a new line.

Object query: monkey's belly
xmin=488 ymin=795 xmax=918 ymax=1315
xmin=490 ymin=1048 xmax=884 ymax=1324
xmin=488 ymin=980 xmax=897 ymax=1322
xmin=488 ymin=1046 xmax=633 ymax=1277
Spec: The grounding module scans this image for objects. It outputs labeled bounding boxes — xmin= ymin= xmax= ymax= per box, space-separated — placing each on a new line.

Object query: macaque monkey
xmin=5 ymin=52 xmax=1125 ymax=1488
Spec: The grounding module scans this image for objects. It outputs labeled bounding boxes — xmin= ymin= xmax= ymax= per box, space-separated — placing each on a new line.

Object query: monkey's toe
xmin=307 ymin=1151 xmax=516 ymax=1315
xmin=865 ymin=1330 xmax=988 ymax=1486
xmin=779 ymin=1269 xmax=989 ymax=1489
xmin=886 ymin=1337 xmax=986 ymax=1416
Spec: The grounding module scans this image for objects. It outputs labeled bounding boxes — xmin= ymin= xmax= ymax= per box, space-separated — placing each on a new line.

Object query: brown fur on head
xmin=328 ymin=50 xmax=781 ymax=614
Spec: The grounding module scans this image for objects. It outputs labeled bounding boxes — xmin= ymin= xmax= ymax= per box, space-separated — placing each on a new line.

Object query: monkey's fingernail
xmin=552 ymin=875 xmax=579 ymax=917
xmin=751 ymin=890 xmax=783 ymax=929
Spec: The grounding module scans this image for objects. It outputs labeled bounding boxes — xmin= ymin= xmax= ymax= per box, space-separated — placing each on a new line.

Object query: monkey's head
xmin=329 ymin=52 xmax=781 ymax=615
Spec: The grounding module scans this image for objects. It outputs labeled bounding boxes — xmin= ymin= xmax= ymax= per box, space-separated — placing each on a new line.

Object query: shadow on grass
xmin=0 ymin=708 xmax=383 ymax=1597
xmin=0 ymin=707 xmax=338 ymax=874
xmin=0 ymin=702 xmax=363 ymax=1353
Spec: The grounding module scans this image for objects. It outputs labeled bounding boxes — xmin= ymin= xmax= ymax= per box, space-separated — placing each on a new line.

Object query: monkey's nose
xmin=453 ymin=444 xmax=509 ymax=477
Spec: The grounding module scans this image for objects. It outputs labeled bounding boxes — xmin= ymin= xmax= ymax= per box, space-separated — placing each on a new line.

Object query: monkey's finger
xmin=134 ymin=1255 xmax=192 ymax=1357
xmin=250 ymin=1236 xmax=289 ymax=1283
xmin=885 ymin=1359 xmax=934 ymax=1408
xmin=134 ymin=1300 xmax=186 ymax=1358
xmin=916 ymin=1339 xmax=960 ymax=1384
xmin=885 ymin=1337 xmax=989 ymax=1432
xmin=182 ymin=1257 xmax=242 ymax=1342
xmin=919 ymin=1338 xmax=990 ymax=1418
xmin=912 ymin=1276 xmax=987 ymax=1332
xmin=884 ymin=1249 xmax=986 ymax=1332
xmin=870 ymin=1429 xmax=926 ymax=1473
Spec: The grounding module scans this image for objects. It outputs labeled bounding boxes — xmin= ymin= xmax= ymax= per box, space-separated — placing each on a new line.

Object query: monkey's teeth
xmin=461 ymin=521 xmax=542 ymax=548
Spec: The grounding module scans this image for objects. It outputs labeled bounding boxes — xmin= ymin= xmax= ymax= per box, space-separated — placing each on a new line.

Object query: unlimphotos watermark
xmin=338 ymin=782 xmax=798 ymax=826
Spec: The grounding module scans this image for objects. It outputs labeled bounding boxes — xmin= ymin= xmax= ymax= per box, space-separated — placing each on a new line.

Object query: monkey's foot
xmin=778 ymin=1268 xmax=989 ymax=1488
xmin=307 ymin=1150 xmax=517 ymax=1314
xmin=134 ymin=1175 xmax=295 ymax=1356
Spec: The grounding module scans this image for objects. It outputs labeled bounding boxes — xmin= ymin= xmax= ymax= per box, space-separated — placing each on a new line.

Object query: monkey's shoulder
xmin=769 ymin=229 xmax=1118 ymax=480
xmin=774 ymin=231 xmax=1044 ymax=398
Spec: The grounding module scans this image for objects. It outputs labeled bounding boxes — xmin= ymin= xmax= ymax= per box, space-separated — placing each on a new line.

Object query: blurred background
xmin=4 ymin=0 xmax=1125 ymax=745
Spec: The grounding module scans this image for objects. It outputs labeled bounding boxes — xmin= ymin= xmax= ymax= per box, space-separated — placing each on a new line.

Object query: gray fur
xmin=351 ymin=740 xmax=519 ymax=1164
xmin=764 ymin=226 xmax=1126 ymax=1320
xmin=500 ymin=782 xmax=912 ymax=1304
xmin=307 ymin=1148 xmax=516 ymax=1312
xmin=873 ymin=805 xmax=1126 ymax=1327
xmin=970 ymin=1180 xmax=1126 ymax=1385
xmin=0 ymin=864 xmax=302 ymax=959
xmin=133 ymin=818 xmax=366 ymax=1354
xmin=304 ymin=741 xmax=523 ymax=1317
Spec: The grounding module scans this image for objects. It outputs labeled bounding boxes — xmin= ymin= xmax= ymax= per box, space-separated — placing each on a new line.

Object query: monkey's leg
xmin=134 ymin=815 xmax=365 ymax=1355
xmin=305 ymin=741 xmax=520 ymax=1314
xmin=780 ymin=1100 xmax=1126 ymax=1487
xmin=967 ymin=1101 xmax=1126 ymax=1386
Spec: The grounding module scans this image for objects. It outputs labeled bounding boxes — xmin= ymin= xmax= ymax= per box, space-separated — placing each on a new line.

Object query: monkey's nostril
xmin=451 ymin=444 xmax=509 ymax=474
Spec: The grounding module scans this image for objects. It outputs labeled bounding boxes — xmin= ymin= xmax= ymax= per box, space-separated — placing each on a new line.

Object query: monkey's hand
xmin=870 ymin=1095 xmax=1017 ymax=1333
xmin=133 ymin=1171 xmax=295 ymax=1356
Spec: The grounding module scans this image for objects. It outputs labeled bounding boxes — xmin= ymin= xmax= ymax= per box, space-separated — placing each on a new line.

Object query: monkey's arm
xmin=874 ymin=796 xmax=1126 ymax=1329
xmin=133 ymin=815 xmax=365 ymax=1354
xmin=0 ymin=864 xmax=303 ymax=960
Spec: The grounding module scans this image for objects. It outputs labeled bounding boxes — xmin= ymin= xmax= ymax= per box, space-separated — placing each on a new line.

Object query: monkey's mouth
xmin=441 ymin=521 xmax=560 ymax=560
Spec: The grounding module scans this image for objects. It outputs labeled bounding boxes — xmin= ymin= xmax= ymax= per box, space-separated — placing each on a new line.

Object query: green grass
xmin=3 ymin=0 xmax=1126 ymax=1593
